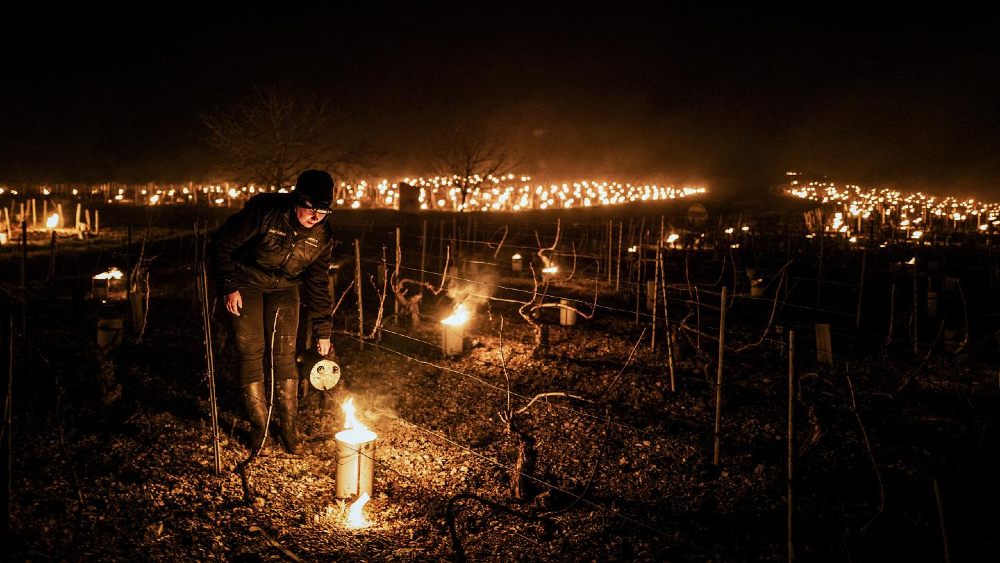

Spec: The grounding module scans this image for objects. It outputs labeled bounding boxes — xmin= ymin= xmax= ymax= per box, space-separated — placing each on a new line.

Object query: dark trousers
xmin=229 ymin=286 xmax=300 ymax=385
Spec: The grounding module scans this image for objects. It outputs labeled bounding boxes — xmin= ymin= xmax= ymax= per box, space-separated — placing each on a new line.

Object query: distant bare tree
xmin=203 ymin=87 xmax=380 ymax=189
xmin=434 ymin=125 xmax=520 ymax=210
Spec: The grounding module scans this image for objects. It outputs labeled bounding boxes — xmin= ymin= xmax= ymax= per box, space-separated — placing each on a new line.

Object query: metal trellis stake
xmin=198 ymin=265 xmax=222 ymax=474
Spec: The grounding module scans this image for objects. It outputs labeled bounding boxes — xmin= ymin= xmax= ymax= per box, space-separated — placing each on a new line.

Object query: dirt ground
xmin=3 ymin=220 xmax=1000 ymax=562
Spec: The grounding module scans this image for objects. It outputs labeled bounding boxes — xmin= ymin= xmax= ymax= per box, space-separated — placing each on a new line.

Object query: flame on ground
xmin=346 ymin=492 xmax=371 ymax=528
xmin=441 ymin=303 xmax=471 ymax=327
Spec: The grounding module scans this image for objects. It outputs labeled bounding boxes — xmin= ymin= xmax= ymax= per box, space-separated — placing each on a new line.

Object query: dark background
xmin=2 ymin=4 xmax=998 ymax=196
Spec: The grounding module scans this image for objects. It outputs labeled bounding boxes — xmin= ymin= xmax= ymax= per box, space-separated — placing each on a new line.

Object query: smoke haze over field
xmin=2 ymin=6 xmax=999 ymax=198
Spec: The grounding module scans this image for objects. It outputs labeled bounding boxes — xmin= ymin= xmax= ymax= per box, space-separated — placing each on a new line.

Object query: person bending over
xmin=211 ymin=169 xmax=336 ymax=454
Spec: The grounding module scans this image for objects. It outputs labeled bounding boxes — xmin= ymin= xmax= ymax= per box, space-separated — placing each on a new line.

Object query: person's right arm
xmin=210 ymin=202 xmax=266 ymax=314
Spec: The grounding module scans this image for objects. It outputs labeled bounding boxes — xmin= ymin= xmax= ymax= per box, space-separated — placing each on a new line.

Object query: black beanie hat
xmin=294 ymin=169 xmax=334 ymax=210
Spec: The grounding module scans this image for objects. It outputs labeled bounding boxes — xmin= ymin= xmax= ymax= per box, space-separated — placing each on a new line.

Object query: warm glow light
xmin=512 ymin=253 xmax=522 ymax=260
xmin=46 ymin=213 xmax=59 ymax=229
xmin=346 ymin=492 xmax=371 ymax=529
xmin=666 ymin=233 xmax=680 ymax=244
xmin=911 ymin=230 xmax=923 ymax=239
xmin=541 ymin=266 xmax=558 ymax=274
xmin=441 ymin=303 xmax=471 ymax=327
xmin=93 ymin=267 xmax=124 ymax=280
xmin=336 ymin=398 xmax=377 ymax=445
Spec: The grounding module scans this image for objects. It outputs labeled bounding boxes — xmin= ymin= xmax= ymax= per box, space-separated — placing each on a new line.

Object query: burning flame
xmin=441 ymin=303 xmax=471 ymax=327
xmin=346 ymin=492 xmax=371 ymax=528
xmin=46 ymin=213 xmax=59 ymax=229
xmin=336 ymin=397 xmax=377 ymax=445
xmin=541 ymin=266 xmax=559 ymax=274
xmin=666 ymin=233 xmax=680 ymax=244
xmin=93 ymin=267 xmax=124 ymax=280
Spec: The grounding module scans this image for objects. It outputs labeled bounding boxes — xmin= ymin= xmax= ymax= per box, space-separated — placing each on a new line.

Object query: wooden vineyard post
xmin=1 ymin=312 xmax=11 ymax=534
xmin=607 ymin=219 xmax=613 ymax=285
xmin=19 ymin=221 xmax=26 ymax=355
xmin=659 ymin=254 xmax=676 ymax=392
xmin=887 ymin=281 xmax=896 ymax=344
xmin=20 ymin=221 xmax=27 ymax=289
xmin=439 ymin=220 xmax=445 ymax=273
xmin=420 ymin=219 xmax=427 ymax=285
xmin=198 ymin=266 xmax=222 ymax=475
xmin=787 ymin=329 xmax=796 ymax=563
xmin=817 ymin=215 xmax=825 ymax=306
xmin=355 ymin=239 xmax=364 ymax=350
xmin=635 ymin=224 xmax=645 ymax=324
xmin=651 ymin=240 xmax=660 ymax=351
xmin=394 ymin=227 xmax=401 ymax=317
xmin=933 ymin=479 xmax=951 ymax=563
xmin=713 ymin=286 xmax=727 ymax=466
xmin=856 ymin=248 xmax=867 ymax=329
xmin=46 ymin=230 xmax=56 ymax=284
xmin=616 ymin=221 xmax=623 ymax=291
xmin=913 ymin=263 xmax=919 ymax=356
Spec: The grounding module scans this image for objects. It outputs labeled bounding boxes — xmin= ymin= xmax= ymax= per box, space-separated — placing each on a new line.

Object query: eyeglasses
xmin=299 ymin=202 xmax=332 ymax=215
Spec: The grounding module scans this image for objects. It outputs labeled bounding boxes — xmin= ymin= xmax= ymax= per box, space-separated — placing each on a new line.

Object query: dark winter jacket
xmin=210 ymin=193 xmax=336 ymax=338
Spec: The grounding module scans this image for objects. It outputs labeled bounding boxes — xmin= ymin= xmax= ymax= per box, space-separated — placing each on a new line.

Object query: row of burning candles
xmin=787 ymin=180 xmax=1000 ymax=231
xmin=2 ymin=175 xmax=707 ymax=212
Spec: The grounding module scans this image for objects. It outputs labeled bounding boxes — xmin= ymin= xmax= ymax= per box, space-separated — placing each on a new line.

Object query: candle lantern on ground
xmin=511 ymin=253 xmax=522 ymax=272
xmin=440 ymin=303 xmax=470 ymax=356
xmin=559 ymin=298 xmax=576 ymax=326
xmin=336 ymin=398 xmax=377 ymax=501
xmin=92 ymin=267 xmax=125 ymax=301
xmin=541 ymin=265 xmax=558 ymax=284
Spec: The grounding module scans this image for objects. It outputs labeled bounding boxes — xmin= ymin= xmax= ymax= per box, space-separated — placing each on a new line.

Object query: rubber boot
xmin=276 ymin=378 xmax=302 ymax=454
xmin=242 ymin=381 xmax=271 ymax=452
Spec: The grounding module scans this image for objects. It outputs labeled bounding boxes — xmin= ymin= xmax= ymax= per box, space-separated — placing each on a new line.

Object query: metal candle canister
xmin=335 ymin=428 xmax=377 ymax=499
xmin=559 ymin=298 xmax=577 ymax=326
xmin=511 ymin=253 xmax=522 ymax=272
xmin=441 ymin=324 xmax=464 ymax=356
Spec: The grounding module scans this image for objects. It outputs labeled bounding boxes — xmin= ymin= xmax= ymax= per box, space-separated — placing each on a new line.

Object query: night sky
xmin=3 ymin=5 xmax=999 ymax=196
